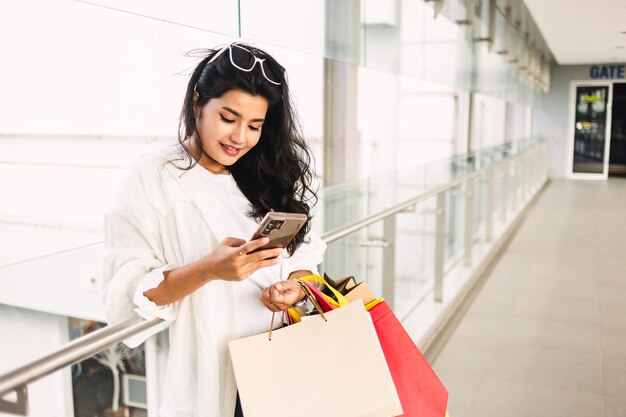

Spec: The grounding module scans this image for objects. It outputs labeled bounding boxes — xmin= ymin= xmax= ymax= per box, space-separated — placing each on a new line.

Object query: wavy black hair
xmin=177 ymin=43 xmax=317 ymax=255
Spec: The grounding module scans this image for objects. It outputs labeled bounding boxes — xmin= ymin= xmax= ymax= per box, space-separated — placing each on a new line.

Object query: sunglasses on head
xmin=206 ymin=43 xmax=282 ymax=86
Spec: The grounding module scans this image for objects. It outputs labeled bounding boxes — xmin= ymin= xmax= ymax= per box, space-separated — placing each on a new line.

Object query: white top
xmin=102 ymin=147 xmax=326 ymax=417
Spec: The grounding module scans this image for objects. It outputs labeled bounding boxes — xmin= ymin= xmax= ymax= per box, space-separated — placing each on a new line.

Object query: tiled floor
xmin=432 ymin=179 xmax=626 ymax=417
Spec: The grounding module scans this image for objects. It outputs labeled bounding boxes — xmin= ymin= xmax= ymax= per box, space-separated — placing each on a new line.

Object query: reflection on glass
xmin=325 ymin=0 xmax=365 ymax=65
xmin=77 ymin=0 xmax=547 ymax=104
xmin=572 ymin=86 xmax=609 ymax=174
xmin=70 ymin=319 xmax=146 ymax=417
xmin=78 ymin=0 xmax=239 ymax=37
xmin=239 ymin=1 xmax=325 ymax=58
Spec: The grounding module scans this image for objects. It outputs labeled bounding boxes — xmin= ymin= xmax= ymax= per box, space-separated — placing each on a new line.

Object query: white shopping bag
xmin=228 ymin=300 xmax=403 ymax=417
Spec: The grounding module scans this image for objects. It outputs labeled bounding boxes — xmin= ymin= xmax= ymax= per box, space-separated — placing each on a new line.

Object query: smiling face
xmin=190 ymin=89 xmax=269 ymax=174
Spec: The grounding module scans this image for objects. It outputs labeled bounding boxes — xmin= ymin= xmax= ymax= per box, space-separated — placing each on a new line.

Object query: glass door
xmin=568 ymin=82 xmax=613 ymax=178
xmin=609 ymin=83 xmax=626 ymax=176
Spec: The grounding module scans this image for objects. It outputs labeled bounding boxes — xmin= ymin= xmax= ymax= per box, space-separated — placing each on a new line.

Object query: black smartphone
xmin=249 ymin=212 xmax=308 ymax=253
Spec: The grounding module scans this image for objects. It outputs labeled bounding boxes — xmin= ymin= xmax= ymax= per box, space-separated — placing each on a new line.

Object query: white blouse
xmin=102 ymin=147 xmax=326 ymax=417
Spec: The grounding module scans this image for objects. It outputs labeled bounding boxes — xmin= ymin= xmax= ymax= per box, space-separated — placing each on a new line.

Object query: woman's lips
xmin=221 ymin=143 xmax=242 ymax=156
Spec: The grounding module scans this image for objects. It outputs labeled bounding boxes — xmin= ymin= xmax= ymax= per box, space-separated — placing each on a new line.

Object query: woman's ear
xmin=193 ymin=90 xmax=200 ymax=116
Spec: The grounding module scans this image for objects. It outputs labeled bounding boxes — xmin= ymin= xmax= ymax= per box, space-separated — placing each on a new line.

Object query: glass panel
xmin=473 ymin=173 xmax=487 ymax=240
xmin=318 ymin=140 xmax=532 ymax=321
xmin=439 ymin=0 xmax=470 ymax=24
xmin=70 ymin=320 xmax=147 ymax=417
xmin=423 ymin=16 xmax=472 ymax=91
xmin=399 ymin=0 xmax=472 ymax=91
xmin=509 ymin=24 xmax=518 ymax=66
xmin=394 ymin=197 xmax=437 ymax=321
xmin=79 ymin=0 xmax=240 ymax=37
xmin=239 ymin=1 xmax=326 ymax=58
xmin=493 ymin=6 xmax=507 ymax=55
xmin=363 ymin=0 xmax=399 ymax=73
xmin=0 ymin=243 xmax=104 ymax=319
xmin=572 ymin=85 xmax=610 ymax=174
xmin=325 ymin=1 xmax=365 ymax=65
xmin=473 ymin=0 xmax=491 ymax=40
xmin=0 ymin=159 xmax=125 ymax=268
xmin=445 ymin=187 xmax=465 ymax=273
xmin=492 ymin=166 xmax=503 ymax=219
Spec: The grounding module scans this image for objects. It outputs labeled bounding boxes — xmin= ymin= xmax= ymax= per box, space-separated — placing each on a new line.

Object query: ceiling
xmin=523 ymin=0 xmax=626 ymax=65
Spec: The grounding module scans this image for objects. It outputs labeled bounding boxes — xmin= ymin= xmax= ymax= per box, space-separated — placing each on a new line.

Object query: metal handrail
xmin=0 ymin=141 xmax=545 ymax=402
xmin=0 ymin=317 xmax=160 ymax=396
xmin=321 ymin=142 xmax=541 ymax=243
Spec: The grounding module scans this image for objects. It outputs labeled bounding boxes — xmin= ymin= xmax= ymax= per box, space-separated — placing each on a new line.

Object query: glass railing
xmin=318 ymin=138 xmax=548 ymax=320
xmin=0 ymin=138 xmax=550 ymax=416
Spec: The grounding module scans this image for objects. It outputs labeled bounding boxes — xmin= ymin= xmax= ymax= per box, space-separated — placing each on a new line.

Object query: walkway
xmin=432 ymin=179 xmax=626 ymax=417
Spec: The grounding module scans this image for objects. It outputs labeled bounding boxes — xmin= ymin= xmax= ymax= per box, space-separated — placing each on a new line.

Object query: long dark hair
xmin=177 ymin=43 xmax=317 ymax=255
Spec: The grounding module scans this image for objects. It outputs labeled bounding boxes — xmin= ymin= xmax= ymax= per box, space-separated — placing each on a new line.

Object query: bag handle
xmin=268 ymin=281 xmax=327 ymax=341
xmin=296 ymin=275 xmax=348 ymax=308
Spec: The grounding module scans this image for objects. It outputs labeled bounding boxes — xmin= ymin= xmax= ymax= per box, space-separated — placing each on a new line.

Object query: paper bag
xmin=369 ymin=301 xmax=448 ymax=417
xmin=229 ymin=300 xmax=403 ymax=417
xmin=301 ymin=277 xmax=448 ymax=417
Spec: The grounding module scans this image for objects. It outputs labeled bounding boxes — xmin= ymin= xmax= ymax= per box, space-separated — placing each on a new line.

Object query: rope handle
xmin=268 ymin=281 xmax=327 ymax=340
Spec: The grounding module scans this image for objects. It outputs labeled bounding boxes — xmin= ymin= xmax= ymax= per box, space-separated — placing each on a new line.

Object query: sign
xmin=590 ymin=65 xmax=625 ymax=79
xmin=582 ymin=95 xmax=603 ymax=102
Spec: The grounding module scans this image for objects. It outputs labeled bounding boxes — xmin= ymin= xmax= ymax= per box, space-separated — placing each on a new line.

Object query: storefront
xmin=567 ymin=64 xmax=626 ymax=179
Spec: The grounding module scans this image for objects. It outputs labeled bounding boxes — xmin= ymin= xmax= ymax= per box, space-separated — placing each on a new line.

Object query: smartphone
xmin=249 ymin=212 xmax=308 ymax=253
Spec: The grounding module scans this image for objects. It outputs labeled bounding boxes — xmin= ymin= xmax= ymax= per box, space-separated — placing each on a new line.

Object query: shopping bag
xmin=321 ymin=272 xmax=357 ymax=298
xmin=228 ymin=299 xmax=403 ymax=417
xmin=369 ymin=301 xmax=448 ymax=417
xmin=299 ymin=276 xmax=449 ymax=417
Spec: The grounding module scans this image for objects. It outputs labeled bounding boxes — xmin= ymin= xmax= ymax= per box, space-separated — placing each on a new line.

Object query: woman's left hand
xmin=260 ymin=279 xmax=305 ymax=312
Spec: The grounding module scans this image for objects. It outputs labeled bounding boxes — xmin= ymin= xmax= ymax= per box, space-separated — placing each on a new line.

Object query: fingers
xmin=260 ymin=281 xmax=304 ymax=312
xmin=222 ymin=237 xmax=247 ymax=248
xmin=239 ymin=242 xmax=285 ymax=260
xmin=239 ymin=237 xmax=271 ymax=255
xmin=261 ymin=287 xmax=282 ymax=312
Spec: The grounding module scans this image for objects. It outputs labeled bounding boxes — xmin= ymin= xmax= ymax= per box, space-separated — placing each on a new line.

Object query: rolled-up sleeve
xmin=279 ymin=231 xmax=327 ymax=280
xmin=102 ymin=208 xmax=179 ymax=347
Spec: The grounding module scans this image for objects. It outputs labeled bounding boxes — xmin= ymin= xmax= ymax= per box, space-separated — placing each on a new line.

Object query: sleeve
xmin=102 ymin=206 xmax=179 ymax=347
xmin=279 ymin=230 xmax=327 ymax=281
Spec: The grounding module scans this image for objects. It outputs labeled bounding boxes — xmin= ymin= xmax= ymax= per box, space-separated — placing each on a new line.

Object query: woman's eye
xmin=220 ymin=115 xmax=235 ymax=124
xmin=249 ymin=125 xmax=261 ymax=132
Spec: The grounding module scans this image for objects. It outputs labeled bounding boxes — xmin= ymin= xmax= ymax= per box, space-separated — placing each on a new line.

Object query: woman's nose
xmin=230 ymin=124 xmax=246 ymax=145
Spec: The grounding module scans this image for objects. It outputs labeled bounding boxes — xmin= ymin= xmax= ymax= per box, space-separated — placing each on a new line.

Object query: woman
xmin=102 ymin=43 xmax=326 ymax=417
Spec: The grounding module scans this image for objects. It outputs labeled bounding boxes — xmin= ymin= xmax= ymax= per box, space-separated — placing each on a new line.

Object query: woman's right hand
xmin=200 ymin=237 xmax=284 ymax=282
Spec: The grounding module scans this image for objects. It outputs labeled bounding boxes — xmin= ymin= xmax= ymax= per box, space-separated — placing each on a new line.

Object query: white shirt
xmin=102 ymin=147 xmax=326 ymax=417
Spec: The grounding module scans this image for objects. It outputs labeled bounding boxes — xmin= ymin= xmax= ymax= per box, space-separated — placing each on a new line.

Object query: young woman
xmin=102 ymin=43 xmax=326 ymax=417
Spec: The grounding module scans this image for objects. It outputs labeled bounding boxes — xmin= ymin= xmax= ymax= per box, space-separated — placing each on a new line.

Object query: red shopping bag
xmin=369 ymin=301 xmax=448 ymax=417
xmin=298 ymin=278 xmax=448 ymax=417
